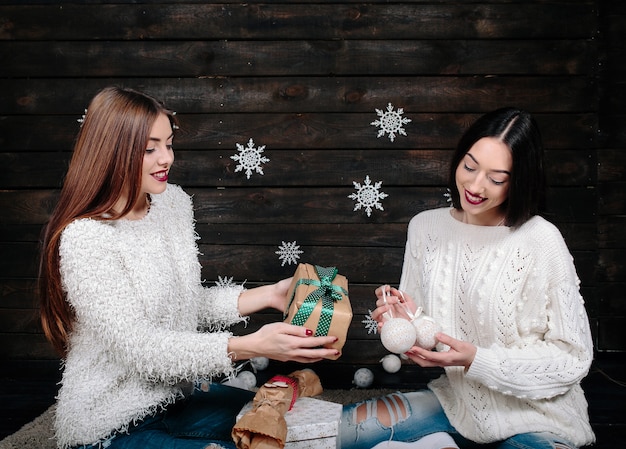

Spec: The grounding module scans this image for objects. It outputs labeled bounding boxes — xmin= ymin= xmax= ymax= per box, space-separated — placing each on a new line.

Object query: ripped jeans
xmin=338 ymin=389 xmax=577 ymax=449
xmin=72 ymin=383 xmax=255 ymax=449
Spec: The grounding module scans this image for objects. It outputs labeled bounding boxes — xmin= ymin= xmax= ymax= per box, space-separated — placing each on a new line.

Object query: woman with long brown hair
xmin=39 ymin=86 xmax=338 ymax=449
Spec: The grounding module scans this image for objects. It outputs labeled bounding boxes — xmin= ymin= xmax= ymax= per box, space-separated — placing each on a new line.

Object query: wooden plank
xmin=597 ymin=249 xmax=626 ymax=283
xmin=0 ymin=224 xmax=44 ymax=243
xmin=0 ymin=185 xmax=598 ymax=226
xmin=597 ymin=283 xmax=626 ymax=315
xmin=0 ymin=334 xmax=57 ymax=360
xmin=0 ymin=114 xmax=600 ymax=151
xmin=598 ymin=216 xmax=626 ymax=249
xmin=0 ymin=190 xmax=58 ymax=225
xmin=0 ymin=243 xmax=39 ymax=278
xmin=189 ymin=186 xmax=598 ymax=223
xmin=0 ymin=279 xmax=39 ymax=309
xmin=197 ymin=223 xmax=408 ymax=247
xmin=0 ymin=40 xmax=598 ymax=77
xmin=0 ymin=3 xmax=597 ymax=40
xmin=197 ymin=244 xmax=406 ymax=284
xmin=598 ymin=316 xmax=626 ymax=351
xmin=0 ymin=309 xmax=41 ymax=334
xmin=0 ymin=76 xmax=599 ymax=115
xmin=602 ymin=115 xmax=626 ymax=147
xmin=1 ymin=148 xmax=595 ymax=188
xmin=598 ymin=182 xmax=625 ymax=216
xmin=598 ymin=149 xmax=626 ymax=182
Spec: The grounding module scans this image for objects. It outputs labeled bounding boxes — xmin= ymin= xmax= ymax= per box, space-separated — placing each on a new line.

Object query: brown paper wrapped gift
xmin=283 ymin=264 xmax=352 ymax=360
xmin=231 ymin=369 xmax=323 ymax=449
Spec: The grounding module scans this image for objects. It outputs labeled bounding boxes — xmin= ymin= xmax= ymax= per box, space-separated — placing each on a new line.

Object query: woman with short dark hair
xmin=339 ymin=108 xmax=595 ymax=449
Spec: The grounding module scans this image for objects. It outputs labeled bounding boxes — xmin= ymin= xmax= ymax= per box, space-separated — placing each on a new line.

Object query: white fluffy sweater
xmin=399 ymin=208 xmax=595 ymax=446
xmin=55 ymin=184 xmax=246 ymax=449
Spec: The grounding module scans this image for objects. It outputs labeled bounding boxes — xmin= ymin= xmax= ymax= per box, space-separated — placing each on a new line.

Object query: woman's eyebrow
xmin=148 ymin=133 xmax=174 ymax=143
xmin=466 ymin=152 xmax=511 ymax=175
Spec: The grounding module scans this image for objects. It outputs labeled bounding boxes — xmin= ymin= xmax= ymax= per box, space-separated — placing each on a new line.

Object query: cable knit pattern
xmin=55 ymin=184 xmax=246 ymax=449
xmin=399 ymin=208 xmax=595 ymax=447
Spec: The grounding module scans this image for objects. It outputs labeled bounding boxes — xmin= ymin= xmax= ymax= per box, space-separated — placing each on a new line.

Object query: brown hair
xmin=39 ymin=86 xmax=177 ymax=356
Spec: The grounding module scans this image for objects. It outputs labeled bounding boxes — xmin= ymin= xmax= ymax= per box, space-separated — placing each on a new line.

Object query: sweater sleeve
xmin=60 ymin=219 xmax=238 ymax=384
xmin=465 ymin=222 xmax=594 ymax=400
xmin=164 ymin=184 xmax=247 ymax=329
xmin=398 ymin=215 xmax=426 ymax=308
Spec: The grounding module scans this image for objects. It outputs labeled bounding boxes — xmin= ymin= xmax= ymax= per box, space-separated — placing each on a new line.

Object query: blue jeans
xmin=74 ymin=383 xmax=255 ymax=449
xmin=338 ymin=390 xmax=577 ymax=449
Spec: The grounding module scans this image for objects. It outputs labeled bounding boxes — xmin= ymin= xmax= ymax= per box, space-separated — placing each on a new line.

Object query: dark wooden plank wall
xmin=0 ymin=1 xmax=624 ymax=439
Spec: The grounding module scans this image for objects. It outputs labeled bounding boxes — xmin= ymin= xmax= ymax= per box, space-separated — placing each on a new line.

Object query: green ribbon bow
xmin=286 ymin=265 xmax=348 ymax=337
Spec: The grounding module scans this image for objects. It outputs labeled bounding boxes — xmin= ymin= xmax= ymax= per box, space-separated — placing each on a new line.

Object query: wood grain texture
xmin=0 ymin=0 xmax=623 ymax=378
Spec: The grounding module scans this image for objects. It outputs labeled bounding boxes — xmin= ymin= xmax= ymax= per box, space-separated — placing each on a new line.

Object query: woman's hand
xmin=228 ymin=322 xmax=339 ymax=363
xmin=237 ymin=277 xmax=293 ymax=315
xmin=405 ymin=333 xmax=477 ymax=371
xmin=371 ymin=285 xmax=417 ymax=327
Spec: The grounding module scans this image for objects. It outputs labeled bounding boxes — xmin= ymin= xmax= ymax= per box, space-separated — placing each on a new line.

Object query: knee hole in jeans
xmin=354 ymin=393 xmax=410 ymax=428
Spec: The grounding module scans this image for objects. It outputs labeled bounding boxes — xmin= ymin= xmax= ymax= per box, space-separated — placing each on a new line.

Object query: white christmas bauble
xmin=250 ymin=356 xmax=269 ymax=371
xmin=353 ymin=367 xmax=374 ymax=388
xmin=380 ymin=354 xmax=402 ymax=373
xmin=236 ymin=370 xmax=257 ymax=390
xmin=412 ymin=315 xmax=441 ymax=350
xmin=222 ymin=377 xmax=247 ymax=390
xmin=380 ymin=318 xmax=417 ymax=354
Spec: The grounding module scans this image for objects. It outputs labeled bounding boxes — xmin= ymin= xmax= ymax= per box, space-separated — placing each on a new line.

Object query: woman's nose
xmin=468 ymin=172 xmax=486 ymax=191
xmin=158 ymin=147 xmax=174 ymax=165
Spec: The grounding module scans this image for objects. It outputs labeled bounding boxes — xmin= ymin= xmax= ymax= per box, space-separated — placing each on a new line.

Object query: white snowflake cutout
xmin=362 ymin=310 xmax=378 ymax=335
xmin=231 ymin=138 xmax=269 ymax=179
xmin=444 ymin=188 xmax=453 ymax=205
xmin=275 ymin=241 xmax=304 ymax=266
xmin=348 ymin=175 xmax=389 ymax=217
xmin=215 ymin=276 xmax=236 ymax=288
xmin=371 ymin=103 xmax=411 ymax=142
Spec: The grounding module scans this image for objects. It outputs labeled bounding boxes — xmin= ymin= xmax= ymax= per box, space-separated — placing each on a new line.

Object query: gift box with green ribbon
xmin=284 ymin=263 xmax=352 ymax=360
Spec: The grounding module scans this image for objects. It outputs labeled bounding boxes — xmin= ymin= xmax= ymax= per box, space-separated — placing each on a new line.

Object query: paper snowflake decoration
xmin=371 ymin=103 xmax=411 ymax=142
xmin=231 ymin=138 xmax=269 ymax=179
xmin=362 ymin=310 xmax=378 ymax=335
xmin=444 ymin=188 xmax=453 ymax=204
xmin=215 ymin=276 xmax=236 ymax=288
xmin=348 ymin=175 xmax=389 ymax=217
xmin=275 ymin=241 xmax=304 ymax=266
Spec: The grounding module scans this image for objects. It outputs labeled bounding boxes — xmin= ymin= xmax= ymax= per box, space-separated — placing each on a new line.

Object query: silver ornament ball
xmin=380 ymin=354 xmax=402 ymax=373
xmin=353 ymin=367 xmax=374 ymax=388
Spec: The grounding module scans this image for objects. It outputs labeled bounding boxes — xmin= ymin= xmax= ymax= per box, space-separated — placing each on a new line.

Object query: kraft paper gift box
xmin=237 ymin=396 xmax=342 ymax=449
xmin=284 ymin=263 xmax=352 ymax=360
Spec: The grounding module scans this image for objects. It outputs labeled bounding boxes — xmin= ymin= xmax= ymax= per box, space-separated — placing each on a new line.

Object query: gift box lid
xmin=237 ymin=397 xmax=342 ymax=441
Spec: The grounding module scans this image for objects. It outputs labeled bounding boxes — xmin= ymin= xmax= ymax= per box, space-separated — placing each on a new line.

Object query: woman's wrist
xmin=228 ymin=335 xmax=255 ymax=361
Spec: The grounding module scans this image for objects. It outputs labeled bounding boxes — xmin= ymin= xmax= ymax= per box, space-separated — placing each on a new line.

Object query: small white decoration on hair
xmin=77 ymin=109 xmax=87 ymax=126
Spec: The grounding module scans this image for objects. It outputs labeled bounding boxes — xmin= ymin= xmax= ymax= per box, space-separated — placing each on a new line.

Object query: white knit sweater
xmin=55 ymin=184 xmax=246 ymax=449
xmin=399 ymin=208 xmax=595 ymax=447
